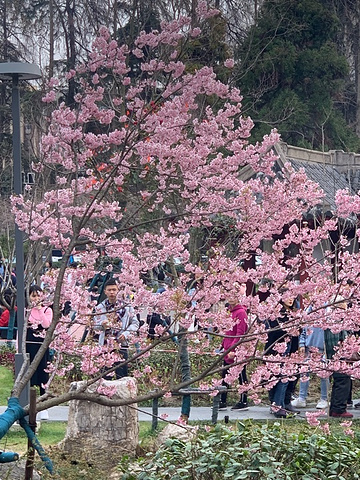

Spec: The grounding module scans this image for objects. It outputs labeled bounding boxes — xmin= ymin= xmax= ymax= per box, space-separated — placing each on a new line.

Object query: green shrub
xmin=119 ymin=421 xmax=360 ymax=479
xmin=0 ymin=344 xmax=15 ymax=370
xmin=134 ymin=349 xmax=218 ymax=406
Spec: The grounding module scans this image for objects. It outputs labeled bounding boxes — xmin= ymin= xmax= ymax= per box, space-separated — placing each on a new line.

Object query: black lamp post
xmin=0 ymin=62 xmax=41 ymax=406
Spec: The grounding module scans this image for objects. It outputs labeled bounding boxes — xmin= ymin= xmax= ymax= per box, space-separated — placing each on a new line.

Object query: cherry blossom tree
xmin=7 ymin=1 xmax=360 ymax=423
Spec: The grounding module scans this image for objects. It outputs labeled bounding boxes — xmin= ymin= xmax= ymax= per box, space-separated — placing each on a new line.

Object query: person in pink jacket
xmin=219 ymin=284 xmax=249 ymax=411
xmin=25 ymin=285 xmax=53 ymax=409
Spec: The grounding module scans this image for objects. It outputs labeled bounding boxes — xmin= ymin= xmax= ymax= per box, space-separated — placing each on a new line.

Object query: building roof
xmin=239 ymin=142 xmax=360 ymax=212
xmin=275 ymin=143 xmax=356 ymax=211
xmin=287 ymin=157 xmax=351 ymax=211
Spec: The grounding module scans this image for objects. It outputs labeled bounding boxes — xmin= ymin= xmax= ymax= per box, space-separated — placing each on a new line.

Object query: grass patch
xmin=0 ymin=365 xmax=13 ymax=404
xmin=0 ymin=421 xmax=67 ymax=455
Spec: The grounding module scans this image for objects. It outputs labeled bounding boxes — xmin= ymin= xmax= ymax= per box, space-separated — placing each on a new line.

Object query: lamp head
xmin=0 ymin=62 xmax=41 ymax=81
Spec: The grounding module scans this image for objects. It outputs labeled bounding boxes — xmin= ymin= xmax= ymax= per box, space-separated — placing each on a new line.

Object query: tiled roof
xmin=287 ymin=157 xmax=351 ymax=210
xmin=239 ymin=143 xmax=358 ymax=212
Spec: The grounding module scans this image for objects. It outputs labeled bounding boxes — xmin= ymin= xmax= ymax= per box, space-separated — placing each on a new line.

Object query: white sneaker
xmin=291 ymin=397 xmax=306 ymax=408
xmin=316 ymin=399 xmax=328 ymax=409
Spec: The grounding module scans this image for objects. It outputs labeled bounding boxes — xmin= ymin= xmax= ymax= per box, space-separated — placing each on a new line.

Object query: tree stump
xmin=60 ymin=377 xmax=139 ymax=468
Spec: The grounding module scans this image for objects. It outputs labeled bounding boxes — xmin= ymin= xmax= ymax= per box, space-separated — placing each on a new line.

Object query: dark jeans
xmin=284 ymin=375 xmax=299 ymax=406
xmin=269 ymin=379 xmax=288 ymax=408
xmin=104 ymin=348 xmax=128 ymax=380
xmin=221 ymin=362 xmax=248 ymax=405
xmin=348 ymin=378 xmax=353 ymax=404
xmin=330 ymin=372 xmax=351 ymax=414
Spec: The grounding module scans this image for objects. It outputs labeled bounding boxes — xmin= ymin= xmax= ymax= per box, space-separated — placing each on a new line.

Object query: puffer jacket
xmin=222 ymin=304 xmax=248 ymax=364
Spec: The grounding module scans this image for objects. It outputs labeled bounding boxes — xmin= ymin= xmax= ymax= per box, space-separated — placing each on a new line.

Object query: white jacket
xmin=94 ymin=299 xmax=139 ymax=346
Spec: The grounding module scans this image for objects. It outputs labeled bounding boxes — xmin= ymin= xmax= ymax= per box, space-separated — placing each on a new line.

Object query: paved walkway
xmin=2 ymin=402 xmax=360 ymax=423
xmin=136 ymin=403 xmax=360 ymax=422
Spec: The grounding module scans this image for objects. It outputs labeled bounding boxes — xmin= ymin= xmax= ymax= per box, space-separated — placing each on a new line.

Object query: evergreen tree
xmin=330 ymin=0 xmax=360 ymax=139
xmin=236 ymin=0 xmax=360 ymax=151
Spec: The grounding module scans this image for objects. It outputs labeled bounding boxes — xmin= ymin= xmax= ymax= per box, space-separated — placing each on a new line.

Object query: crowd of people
xmin=90 ymin=271 xmax=360 ymax=420
xmin=0 ymin=259 xmax=358 ymax=422
xmin=233 ymin=287 xmax=358 ymax=419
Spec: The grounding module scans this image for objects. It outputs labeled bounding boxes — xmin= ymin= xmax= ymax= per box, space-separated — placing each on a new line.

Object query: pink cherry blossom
xmin=224 ymin=58 xmax=235 ymax=68
xmin=10 ymin=11 xmax=360 ymax=423
xmin=305 ymin=411 xmax=321 ymax=427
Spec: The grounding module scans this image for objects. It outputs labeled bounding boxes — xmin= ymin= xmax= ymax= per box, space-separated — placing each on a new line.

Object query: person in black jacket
xmin=264 ymin=293 xmax=297 ymax=418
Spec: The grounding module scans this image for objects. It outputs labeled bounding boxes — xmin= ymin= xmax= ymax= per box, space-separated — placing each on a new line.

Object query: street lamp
xmin=0 ymin=62 xmax=41 ymax=406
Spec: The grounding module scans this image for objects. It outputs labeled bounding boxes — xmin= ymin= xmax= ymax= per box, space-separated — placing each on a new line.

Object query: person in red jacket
xmin=0 ymin=307 xmax=9 ymax=327
xmin=219 ymin=284 xmax=249 ymax=411
xmin=0 ymin=289 xmax=16 ymax=327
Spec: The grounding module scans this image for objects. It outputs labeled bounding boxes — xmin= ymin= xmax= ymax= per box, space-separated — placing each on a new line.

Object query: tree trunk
xmin=49 ymin=0 xmax=54 ymax=80
xmin=65 ymin=0 xmax=76 ymax=106
xmin=356 ymin=18 xmax=360 ymax=137
xmin=191 ymin=0 xmax=198 ymax=27
xmin=25 ymin=388 xmax=37 ymax=480
xmin=112 ymin=0 xmax=118 ymax=36
xmin=179 ymin=332 xmax=191 ymax=420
